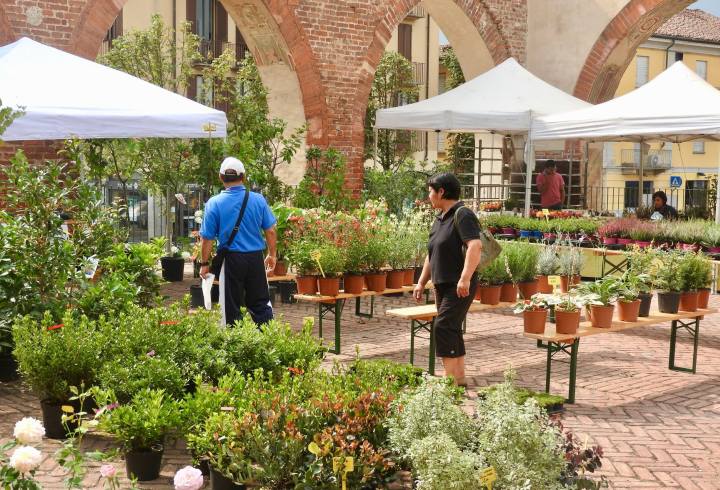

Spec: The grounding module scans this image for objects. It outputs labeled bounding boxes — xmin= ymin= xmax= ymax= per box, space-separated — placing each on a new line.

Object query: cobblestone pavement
xmin=2 ymin=271 xmax=719 ymax=488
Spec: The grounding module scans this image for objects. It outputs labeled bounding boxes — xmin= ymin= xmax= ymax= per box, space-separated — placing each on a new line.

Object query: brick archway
xmin=574 ymin=0 xmax=693 ymax=103
xmin=0 ymin=3 xmax=13 ymax=45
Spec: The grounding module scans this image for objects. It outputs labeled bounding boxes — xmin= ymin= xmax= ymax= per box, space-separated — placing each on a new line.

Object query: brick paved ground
xmin=2 ymin=270 xmax=719 ymax=488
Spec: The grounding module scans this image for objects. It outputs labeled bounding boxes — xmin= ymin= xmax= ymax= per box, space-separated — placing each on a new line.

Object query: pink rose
xmin=99 ymin=464 xmax=116 ymax=478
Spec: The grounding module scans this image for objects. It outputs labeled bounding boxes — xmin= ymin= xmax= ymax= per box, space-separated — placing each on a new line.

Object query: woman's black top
xmin=427 ymin=202 xmax=481 ymax=285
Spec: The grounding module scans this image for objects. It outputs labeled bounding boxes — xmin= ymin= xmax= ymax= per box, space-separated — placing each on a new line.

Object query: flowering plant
xmin=0 ymin=417 xmax=45 ymax=489
xmin=513 ymin=294 xmax=551 ymax=313
xmin=174 ymin=466 xmax=204 ymax=490
xmin=547 ymin=293 xmax=588 ymax=313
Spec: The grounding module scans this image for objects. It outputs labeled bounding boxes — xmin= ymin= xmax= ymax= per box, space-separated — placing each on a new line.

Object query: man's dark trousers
xmin=223 ymin=251 xmax=273 ymax=326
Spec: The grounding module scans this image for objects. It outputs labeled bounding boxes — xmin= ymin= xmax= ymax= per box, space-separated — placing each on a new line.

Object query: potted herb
xmin=477 ymin=258 xmax=506 ymax=305
xmin=498 ymin=246 xmax=519 ymax=302
xmin=509 ymin=243 xmax=539 ymax=299
xmin=286 ymin=238 xmax=320 ymax=295
xmin=363 ymin=233 xmax=390 ymax=293
xmin=627 ymin=249 xmax=656 ymax=317
xmin=575 ymin=277 xmax=622 ymax=328
xmin=617 ymin=272 xmax=642 ymax=322
xmin=654 ymin=252 xmax=682 ymax=313
xmin=313 ymin=244 xmax=346 ymax=297
xmin=98 ymin=388 xmax=180 ymax=481
xmin=386 ymin=231 xmax=412 ymax=289
xmin=537 ymin=244 xmax=559 ymax=293
xmin=558 ymin=247 xmax=583 ymax=293
xmin=513 ymin=295 xmax=550 ymax=334
xmin=343 ymin=238 xmax=367 ymax=295
xmin=678 ymin=253 xmax=711 ymax=312
xmin=161 ymin=243 xmax=185 ymax=282
xmin=13 ymin=312 xmax=104 ymax=439
xmin=549 ymin=294 xmax=585 ymax=335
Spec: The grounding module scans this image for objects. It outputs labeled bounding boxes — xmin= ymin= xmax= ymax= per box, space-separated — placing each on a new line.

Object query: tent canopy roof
xmin=0 ymin=37 xmax=227 ymax=141
xmin=531 ymin=61 xmax=720 ymax=142
xmin=374 ymin=58 xmax=591 ymax=134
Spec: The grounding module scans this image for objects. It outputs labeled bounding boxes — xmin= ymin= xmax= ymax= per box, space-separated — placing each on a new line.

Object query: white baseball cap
xmin=219 ymin=157 xmax=245 ymax=176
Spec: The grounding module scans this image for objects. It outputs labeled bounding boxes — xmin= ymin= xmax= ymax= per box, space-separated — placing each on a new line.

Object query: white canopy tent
xmin=531 ymin=61 xmax=720 ymax=221
xmin=0 ymin=37 xmax=227 ymax=141
xmin=374 ymin=58 xmax=591 ymax=214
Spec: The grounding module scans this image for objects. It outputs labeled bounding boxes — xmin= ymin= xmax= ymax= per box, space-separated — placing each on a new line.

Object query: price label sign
xmin=480 ymin=466 xmax=497 ymax=489
xmin=548 ymin=275 xmax=562 ymax=290
xmin=333 ymin=457 xmax=354 ymax=490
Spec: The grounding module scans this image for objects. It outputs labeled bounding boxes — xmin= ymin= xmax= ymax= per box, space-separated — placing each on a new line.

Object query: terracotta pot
xmin=273 ymin=260 xmax=288 ymax=276
xmin=555 ymin=309 xmax=580 ymax=335
xmin=523 ymin=309 xmax=547 ymax=334
xmin=500 ymin=283 xmax=518 ymax=302
xmin=560 ymin=275 xmax=581 ymax=293
xmin=318 ymin=277 xmax=341 ymax=297
xmin=295 ymin=276 xmax=318 ymax=295
xmin=517 ymin=280 xmax=539 ymax=299
xmin=657 ymin=291 xmax=681 ymax=313
xmin=679 ymin=291 xmax=699 ymax=312
xmin=698 ymin=288 xmax=711 ymax=309
xmin=343 ymin=274 xmax=364 ymax=295
xmin=474 ymin=286 xmax=483 ymax=300
xmin=618 ymin=299 xmax=641 ymax=322
xmin=386 ymin=270 xmax=405 ymax=289
xmin=403 ymin=268 xmax=415 ymax=286
xmin=588 ymin=304 xmax=615 ymax=328
xmin=537 ymin=275 xmax=553 ymax=294
xmin=479 ymin=285 xmax=502 ymax=305
xmin=638 ymin=292 xmax=653 ymax=317
xmin=365 ymin=273 xmax=387 ymax=293
xmin=602 ymin=237 xmax=618 ymax=245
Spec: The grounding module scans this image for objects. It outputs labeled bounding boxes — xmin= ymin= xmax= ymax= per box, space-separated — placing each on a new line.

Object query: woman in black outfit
xmin=413 ymin=173 xmax=482 ymax=386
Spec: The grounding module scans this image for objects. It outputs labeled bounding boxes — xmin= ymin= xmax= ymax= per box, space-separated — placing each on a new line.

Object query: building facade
xmin=601 ymin=9 xmax=720 ymax=213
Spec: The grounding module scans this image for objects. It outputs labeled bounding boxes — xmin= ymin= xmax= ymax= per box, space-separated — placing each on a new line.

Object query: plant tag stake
xmin=332 ymin=457 xmax=354 ymax=490
xmin=542 ymin=208 xmax=550 ymax=222
xmin=311 ymin=250 xmax=325 ymax=278
xmin=548 ymin=275 xmax=562 ymax=293
xmin=480 ymin=466 xmax=497 ymax=489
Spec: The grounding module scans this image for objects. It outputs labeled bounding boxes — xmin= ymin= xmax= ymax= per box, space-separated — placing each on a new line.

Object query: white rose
xmin=13 ymin=417 xmax=45 ymax=444
xmin=171 ymin=246 xmax=179 ymax=255
xmin=173 ymin=466 xmax=204 ymax=490
xmin=10 ymin=446 xmax=42 ymax=474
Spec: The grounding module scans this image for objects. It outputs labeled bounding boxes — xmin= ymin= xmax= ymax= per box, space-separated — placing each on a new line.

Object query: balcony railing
xmin=620 ymin=148 xmax=672 ymax=169
xmin=406 ymin=6 xmax=426 ymax=19
xmin=196 ymin=39 xmax=249 ymax=66
xmin=412 ymin=62 xmax=426 ymax=86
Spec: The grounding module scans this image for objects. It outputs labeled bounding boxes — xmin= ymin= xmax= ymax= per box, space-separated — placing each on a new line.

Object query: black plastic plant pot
xmin=189 ymin=284 xmax=204 ymax=308
xmin=278 ymin=281 xmax=297 ymax=304
xmin=638 ymin=292 xmax=653 ymax=317
xmin=197 ymin=457 xmax=210 ymax=476
xmin=40 ymin=399 xmax=77 ymax=439
xmin=657 ymin=291 xmax=680 ymax=314
xmin=0 ymin=352 xmax=19 ymax=382
xmin=125 ymin=445 xmax=164 ymax=481
xmin=161 ymin=256 xmax=185 ymax=282
xmin=210 ymin=467 xmax=246 ymax=490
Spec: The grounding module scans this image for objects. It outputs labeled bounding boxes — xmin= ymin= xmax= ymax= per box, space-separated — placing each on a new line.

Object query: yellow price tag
xmin=548 ymin=275 xmax=562 ymax=287
xmin=480 ymin=466 xmax=497 ymax=489
xmin=202 ymin=123 xmax=218 ymax=132
xmin=332 ymin=457 xmax=354 ymax=490
xmin=310 ymin=250 xmax=325 ymax=278
xmin=542 ymin=209 xmax=550 ymax=216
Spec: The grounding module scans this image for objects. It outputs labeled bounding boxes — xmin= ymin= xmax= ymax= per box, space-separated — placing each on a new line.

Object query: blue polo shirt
xmin=199 ymin=185 xmax=276 ymax=252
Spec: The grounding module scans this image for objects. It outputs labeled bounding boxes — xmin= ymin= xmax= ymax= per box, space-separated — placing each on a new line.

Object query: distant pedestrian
xmin=652 ymin=190 xmax=678 ymax=219
xmin=198 ymin=157 xmax=277 ymax=326
xmin=536 ymin=160 xmax=565 ymax=210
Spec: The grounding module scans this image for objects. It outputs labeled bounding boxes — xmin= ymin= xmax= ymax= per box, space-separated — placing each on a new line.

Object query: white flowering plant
xmin=0 ymin=417 xmax=45 ymax=489
xmin=513 ymin=294 xmax=552 ymax=314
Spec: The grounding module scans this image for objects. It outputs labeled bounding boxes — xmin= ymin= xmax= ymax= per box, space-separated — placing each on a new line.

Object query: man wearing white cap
xmin=198 ymin=157 xmax=277 ymax=325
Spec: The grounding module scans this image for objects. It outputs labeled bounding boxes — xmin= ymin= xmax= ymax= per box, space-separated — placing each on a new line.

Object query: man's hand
xmin=200 ymin=264 xmax=210 ymax=279
xmin=413 ymin=282 xmax=426 ymax=302
xmin=265 ymin=254 xmax=277 ymax=274
xmin=457 ymin=277 xmax=471 ymax=298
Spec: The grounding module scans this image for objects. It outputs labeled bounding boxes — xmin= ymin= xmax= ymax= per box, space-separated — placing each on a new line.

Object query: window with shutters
xmin=398 ymin=24 xmax=412 ymax=60
xmin=196 ymin=0 xmax=213 ymax=40
xmin=696 ymin=60 xmax=708 ymax=80
xmin=636 ymin=56 xmax=649 ymax=87
xmin=693 ymin=141 xmax=705 ymax=154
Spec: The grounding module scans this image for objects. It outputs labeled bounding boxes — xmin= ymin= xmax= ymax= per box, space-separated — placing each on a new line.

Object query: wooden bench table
xmin=294 ymin=284 xmax=432 ymax=355
xmin=386 ymin=301 xmax=514 ymax=375
xmin=524 ymin=308 xmax=717 ymax=404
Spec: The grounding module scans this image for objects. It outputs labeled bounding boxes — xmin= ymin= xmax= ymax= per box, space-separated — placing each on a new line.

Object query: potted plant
xmin=598 ymin=220 xmax=622 ymax=246
xmin=161 ymin=243 xmax=185 ymax=282
xmin=386 ymin=232 xmax=410 ymax=289
xmin=509 ymin=243 xmax=539 ymax=299
xmin=98 ymin=388 xmax=180 ymax=481
xmin=286 ymin=239 xmax=320 ymax=295
xmin=627 ymin=249 xmax=656 ymax=317
xmin=313 ymin=244 xmax=346 ymax=297
xmin=343 ymin=239 xmax=367 ymax=295
xmin=13 ymin=312 xmax=104 ymax=439
xmin=271 ymin=204 xmax=300 ymax=276
xmin=536 ymin=244 xmax=559 ymax=293
xmin=678 ymin=253 xmax=710 ymax=312
xmin=477 ymin=258 xmax=506 ymax=305
xmin=558 ymin=247 xmax=583 ymax=293
xmin=628 ymin=222 xmax=656 ymax=249
xmin=363 ymin=234 xmax=390 ymax=293
xmin=654 ymin=252 xmax=683 ymax=313
xmin=498 ymin=248 xmax=518 ymax=302
xmin=575 ymin=277 xmax=622 ymax=328
xmin=548 ymin=294 xmax=586 ymax=335
xmin=513 ymin=295 xmax=550 ymax=334
xmin=701 ymin=225 xmax=720 ymax=254
xmin=617 ymin=273 xmax=641 ymax=322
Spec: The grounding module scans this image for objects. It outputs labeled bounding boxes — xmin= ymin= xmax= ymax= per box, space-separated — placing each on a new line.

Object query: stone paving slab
xmin=0 ymin=271 xmax=717 ymax=488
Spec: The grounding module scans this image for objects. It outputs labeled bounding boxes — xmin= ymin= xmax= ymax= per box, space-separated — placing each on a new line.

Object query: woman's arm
xmin=413 ymin=255 xmax=431 ymax=302
xmin=457 ymin=239 xmax=482 ymax=298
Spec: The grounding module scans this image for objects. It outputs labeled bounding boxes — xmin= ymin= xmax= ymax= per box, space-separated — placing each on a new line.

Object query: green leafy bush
xmin=103 ymin=239 xmax=164 ymax=308
xmin=74 ymin=271 xmax=139 ymax=320
xmin=408 ymin=434 xmax=485 ymax=490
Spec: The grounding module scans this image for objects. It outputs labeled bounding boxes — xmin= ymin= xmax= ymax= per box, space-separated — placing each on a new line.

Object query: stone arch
xmin=574 ymin=0 xmax=693 ymax=103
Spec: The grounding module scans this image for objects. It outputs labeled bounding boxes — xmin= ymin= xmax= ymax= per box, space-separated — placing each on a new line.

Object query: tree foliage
xmin=439 ymin=46 xmax=474 ymax=173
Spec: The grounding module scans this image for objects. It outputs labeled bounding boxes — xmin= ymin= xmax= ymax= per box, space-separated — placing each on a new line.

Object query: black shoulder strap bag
xmin=210 ymin=189 xmax=250 ymax=276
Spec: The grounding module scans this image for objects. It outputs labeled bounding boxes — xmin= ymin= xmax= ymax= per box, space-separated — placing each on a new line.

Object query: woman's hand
xmin=456 ymin=277 xmax=470 ymax=298
xmin=413 ymin=282 xmax=426 ymax=302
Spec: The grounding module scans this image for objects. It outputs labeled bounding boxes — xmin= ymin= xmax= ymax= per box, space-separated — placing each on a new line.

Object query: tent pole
xmin=373 ymin=129 xmax=379 ymax=167
xmin=524 ymin=140 xmax=535 ymax=217
xmin=638 ymin=140 xmax=646 ymax=209
xmin=583 ymin=141 xmax=589 ymax=210
xmin=715 ymin=147 xmax=720 ymax=224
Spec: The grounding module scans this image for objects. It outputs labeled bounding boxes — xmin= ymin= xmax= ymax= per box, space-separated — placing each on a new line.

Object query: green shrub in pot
xmin=312 ymin=243 xmax=346 ymax=278
xmin=537 ymin=244 xmax=559 ymax=276
xmin=678 ymin=252 xmax=712 ymax=292
xmin=503 ymin=242 xmax=539 ymax=283
xmin=286 ymin=238 xmax=321 ymax=276
xmin=653 ymin=252 xmax=683 ymax=293
xmin=575 ymin=276 xmax=622 ymax=307
xmin=478 ymin=257 xmax=507 ymax=286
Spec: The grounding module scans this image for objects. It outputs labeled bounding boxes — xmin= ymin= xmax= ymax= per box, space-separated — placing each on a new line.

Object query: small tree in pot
xmin=575 ymin=277 xmax=622 ymax=328
xmin=508 ymin=243 xmax=539 ymax=299
xmin=653 ymin=252 xmax=683 ymax=313
xmin=678 ymin=253 xmax=712 ymax=312
xmin=98 ymin=388 xmax=180 ymax=481
xmin=286 ymin=239 xmax=321 ymax=295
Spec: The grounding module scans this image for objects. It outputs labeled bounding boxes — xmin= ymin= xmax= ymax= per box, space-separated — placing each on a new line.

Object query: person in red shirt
xmin=535 ymin=160 xmax=565 ymax=210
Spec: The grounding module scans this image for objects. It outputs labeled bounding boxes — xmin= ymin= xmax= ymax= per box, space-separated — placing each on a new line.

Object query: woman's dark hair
xmin=427 ymin=173 xmax=461 ymax=200
xmin=652 ymin=190 xmax=668 ymax=205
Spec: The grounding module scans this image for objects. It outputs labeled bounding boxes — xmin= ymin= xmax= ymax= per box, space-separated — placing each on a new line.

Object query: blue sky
xmin=438 ymin=2 xmax=720 ymax=44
